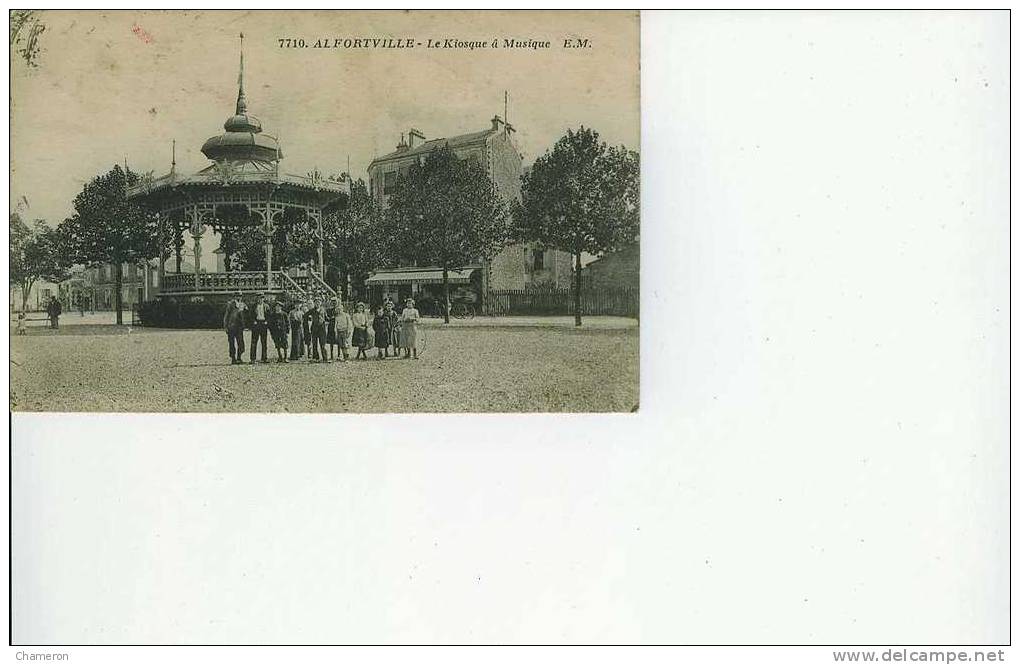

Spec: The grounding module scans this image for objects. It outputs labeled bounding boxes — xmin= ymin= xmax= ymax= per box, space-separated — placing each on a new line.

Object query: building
xmin=58 ymin=261 xmax=160 ymax=312
xmin=10 ymin=279 xmax=61 ymax=312
xmin=365 ymin=117 xmax=573 ymax=303
xmin=583 ymin=243 xmax=640 ymax=291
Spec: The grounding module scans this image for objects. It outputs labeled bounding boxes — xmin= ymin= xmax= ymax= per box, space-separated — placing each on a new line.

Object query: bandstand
xmin=127 ymin=34 xmax=347 ymax=305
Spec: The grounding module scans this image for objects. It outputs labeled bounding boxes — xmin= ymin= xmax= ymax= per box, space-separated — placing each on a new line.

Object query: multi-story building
xmin=10 ymin=279 xmax=62 ymax=312
xmin=59 ymin=261 xmax=160 ymax=312
xmin=365 ymin=116 xmax=573 ymax=303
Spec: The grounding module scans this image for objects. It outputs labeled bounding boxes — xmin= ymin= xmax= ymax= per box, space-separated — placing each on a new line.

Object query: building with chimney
xmin=365 ymin=116 xmax=573 ymax=303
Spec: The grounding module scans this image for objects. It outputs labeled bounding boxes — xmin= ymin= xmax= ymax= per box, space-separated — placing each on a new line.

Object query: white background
xmin=3 ymin=7 xmax=1012 ymax=660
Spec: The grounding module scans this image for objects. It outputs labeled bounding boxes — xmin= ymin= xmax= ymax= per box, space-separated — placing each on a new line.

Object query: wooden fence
xmin=483 ymin=287 xmax=639 ymax=318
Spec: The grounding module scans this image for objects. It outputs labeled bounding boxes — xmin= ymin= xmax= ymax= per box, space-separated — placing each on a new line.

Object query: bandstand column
xmin=263 ymin=205 xmax=275 ymax=291
xmin=308 ymin=209 xmax=324 ymax=277
xmin=156 ymin=211 xmax=166 ymax=295
xmin=189 ymin=207 xmax=205 ymax=291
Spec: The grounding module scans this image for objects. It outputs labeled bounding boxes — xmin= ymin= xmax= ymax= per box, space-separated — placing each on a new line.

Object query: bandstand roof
xmin=127 ymin=32 xmax=346 ymax=202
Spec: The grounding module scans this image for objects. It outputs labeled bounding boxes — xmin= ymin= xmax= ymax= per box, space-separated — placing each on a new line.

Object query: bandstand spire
xmin=236 ymin=32 xmax=247 ymax=115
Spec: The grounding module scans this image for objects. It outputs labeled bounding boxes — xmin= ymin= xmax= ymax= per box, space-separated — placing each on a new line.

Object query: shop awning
xmin=365 ymin=267 xmax=477 ymax=286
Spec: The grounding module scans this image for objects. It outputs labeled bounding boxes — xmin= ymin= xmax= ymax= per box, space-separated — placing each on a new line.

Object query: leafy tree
xmin=514 ymin=127 xmax=639 ymax=326
xmin=9 ymin=213 xmax=67 ymax=311
xmin=384 ymin=146 xmax=510 ymax=323
xmin=222 ymin=207 xmax=322 ymax=274
xmin=59 ymin=165 xmax=158 ymax=324
xmin=322 ymin=178 xmax=385 ymax=300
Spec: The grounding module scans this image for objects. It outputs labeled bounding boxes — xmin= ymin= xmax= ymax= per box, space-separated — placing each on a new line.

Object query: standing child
xmin=384 ymin=300 xmax=401 ymax=358
xmin=372 ymin=304 xmax=391 ymax=360
xmin=269 ymin=301 xmax=289 ymax=363
xmin=331 ymin=298 xmax=352 ymax=362
xmin=289 ymin=302 xmax=305 ymax=361
xmin=16 ymin=311 xmax=26 ymax=335
xmin=351 ymin=302 xmax=370 ymax=360
xmin=400 ymin=298 xmax=420 ymax=359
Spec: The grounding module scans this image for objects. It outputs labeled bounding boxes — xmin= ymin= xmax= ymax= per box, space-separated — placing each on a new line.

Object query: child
xmin=372 ymin=304 xmax=391 ymax=360
xmin=16 ymin=311 xmax=26 ymax=335
xmin=332 ymin=298 xmax=351 ymax=362
xmin=288 ymin=302 xmax=305 ymax=361
xmin=400 ymin=297 xmax=420 ymax=359
xmin=351 ymin=302 xmax=370 ymax=360
xmin=384 ymin=300 xmax=401 ymax=358
xmin=269 ymin=301 xmax=289 ymax=363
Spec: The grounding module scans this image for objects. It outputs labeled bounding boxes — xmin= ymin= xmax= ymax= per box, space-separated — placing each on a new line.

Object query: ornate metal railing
xmin=160 ymin=271 xmax=284 ymax=294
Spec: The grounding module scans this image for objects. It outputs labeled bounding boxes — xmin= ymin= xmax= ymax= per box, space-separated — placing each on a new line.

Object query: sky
xmin=10 ymin=10 xmax=639 ymax=226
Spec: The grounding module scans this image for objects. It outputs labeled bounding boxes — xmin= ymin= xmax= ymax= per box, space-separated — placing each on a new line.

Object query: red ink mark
xmin=131 ymin=24 xmax=154 ymax=44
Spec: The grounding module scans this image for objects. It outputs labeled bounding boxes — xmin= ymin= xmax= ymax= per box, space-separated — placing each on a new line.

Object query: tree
xmin=514 ymin=127 xmax=639 ymax=326
xmin=59 ymin=165 xmax=158 ymax=325
xmin=322 ymin=178 xmax=385 ymax=300
xmin=384 ymin=146 xmax=510 ymax=323
xmin=9 ymin=213 xmax=67 ymax=312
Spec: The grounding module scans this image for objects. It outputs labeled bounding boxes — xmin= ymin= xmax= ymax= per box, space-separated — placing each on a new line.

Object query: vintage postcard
xmin=9 ymin=10 xmax=640 ymax=413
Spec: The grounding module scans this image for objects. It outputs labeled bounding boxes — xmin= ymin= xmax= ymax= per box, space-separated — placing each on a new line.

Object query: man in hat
xmin=249 ymin=292 xmax=271 ymax=364
xmin=46 ymin=295 xmax=62 ymax=329
xmin=223 ymin=291 xmax=247 ymax=365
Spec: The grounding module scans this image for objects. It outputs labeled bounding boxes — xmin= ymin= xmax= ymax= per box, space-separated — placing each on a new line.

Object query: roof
xmin=201 ymin=130 xmax=281 ymax=163
xmin=369 ymin=128 xmax=497 ymax=168
xmin=126 ymin=163 xmax=347 ymax=199
xmin=365 ymin=266 xmax=479 ymax=285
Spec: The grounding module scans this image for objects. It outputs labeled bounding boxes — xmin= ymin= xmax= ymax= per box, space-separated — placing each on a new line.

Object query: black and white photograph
xmin=9 ymin=9 xmax=640 ymax=413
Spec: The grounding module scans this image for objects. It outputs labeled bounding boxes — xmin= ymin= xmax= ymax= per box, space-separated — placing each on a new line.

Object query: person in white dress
xmin=400 ymin=298 xmax=420 ymax=359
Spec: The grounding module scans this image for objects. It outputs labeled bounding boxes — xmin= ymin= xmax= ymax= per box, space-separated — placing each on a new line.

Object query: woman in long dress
xmin=400 ymin=298 xmax=420 ymax=359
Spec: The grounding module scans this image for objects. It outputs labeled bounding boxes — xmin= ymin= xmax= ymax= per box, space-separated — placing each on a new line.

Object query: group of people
xmin=14 ymin=295 xmax=62 ymax=335
xmin=222 ymin=292 xmax=421 ymax=365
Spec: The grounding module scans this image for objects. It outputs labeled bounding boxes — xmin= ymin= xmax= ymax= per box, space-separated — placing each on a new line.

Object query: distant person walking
xmin=46 ymin=296 xmax=62 ymax=330
xmin=77 ymin=294 xmax=85 ymax=317
xmin=249 ymin=293 xmax=270 ymax=364
xmin=223 ymin=291 xmax=247 ymax=365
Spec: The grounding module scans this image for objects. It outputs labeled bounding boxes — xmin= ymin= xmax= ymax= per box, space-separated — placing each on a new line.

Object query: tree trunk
xmin=175 ymin=237 xmax=182 ymax=273
xmin=442 ymin=265 xmax=450 ymax=324
xmin=20 ymin=279 xmax=33 ymax=312
xmin=114 ymin=261 xmax=124 ymax=325
xmin=574 ymin=251 xmax=582 ymax=327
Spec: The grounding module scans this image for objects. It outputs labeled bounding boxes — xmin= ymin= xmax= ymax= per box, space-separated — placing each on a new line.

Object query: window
xmin=383 ymin=171 xmax=397 ymax=195
xmin=533 ymin=249 xmax=545 ymax=271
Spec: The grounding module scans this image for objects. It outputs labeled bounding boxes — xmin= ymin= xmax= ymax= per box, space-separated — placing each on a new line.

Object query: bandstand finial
xmin=236 ymin=31 xmax=247 ymax=115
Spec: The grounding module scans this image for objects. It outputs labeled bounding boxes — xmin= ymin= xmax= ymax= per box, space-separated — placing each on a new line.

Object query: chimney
xmin=396 ymin=133 xmax=408 ymax=152
xmin=491 ymin=115 xmax=504 ymax=132
xmin=408 ymin=128 xmax=426 ymax=148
